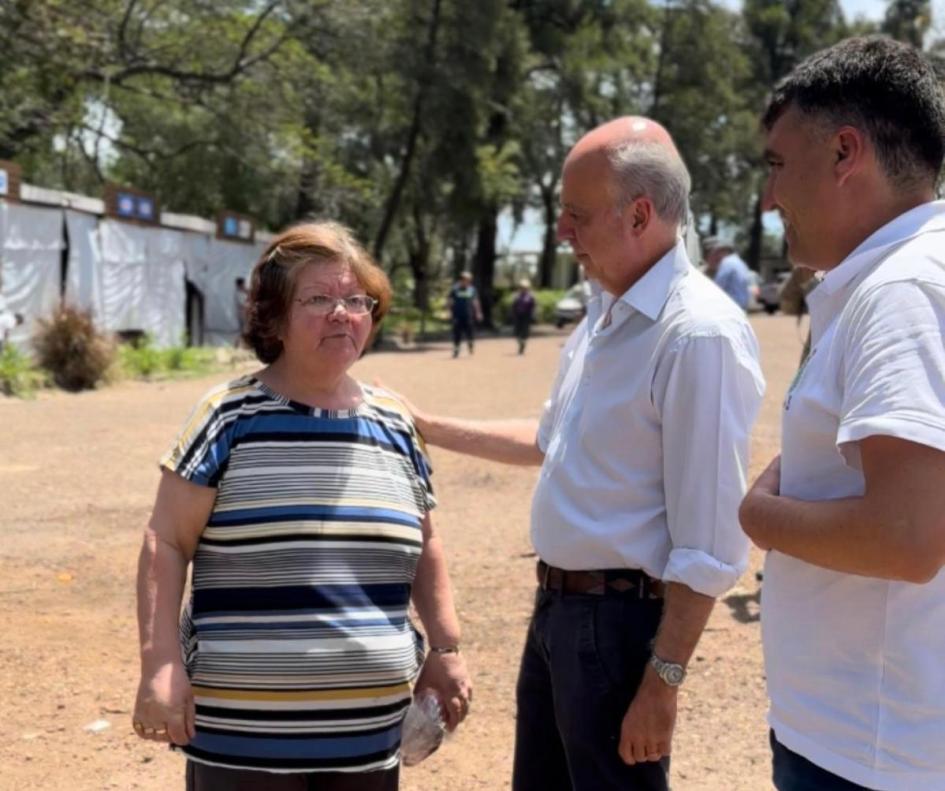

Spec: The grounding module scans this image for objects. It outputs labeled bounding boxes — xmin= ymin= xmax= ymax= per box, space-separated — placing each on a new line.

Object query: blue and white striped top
xmin=160 ymin=375 xmax=435 ymax=773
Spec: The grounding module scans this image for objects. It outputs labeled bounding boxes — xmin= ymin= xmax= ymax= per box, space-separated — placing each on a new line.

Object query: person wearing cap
xmin=510 ymin=278 xmax=536 ymax=354
xmin=447 ymin=271 xmax=482 ymax=358
xmin=704 ymin=237 xmax=753 ymax=311
xmin=391 ymin=116 xmax=764 ymax=790
xmin=739 ymin=36 xmax=945 ymax=791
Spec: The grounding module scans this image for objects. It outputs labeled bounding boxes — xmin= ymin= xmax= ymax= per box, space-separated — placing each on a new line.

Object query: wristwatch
xmin=649 ymin=653 xmax=686 ymax=687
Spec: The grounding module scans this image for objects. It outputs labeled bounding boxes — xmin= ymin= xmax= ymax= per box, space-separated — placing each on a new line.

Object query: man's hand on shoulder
xmin=372 ymin=378 xmax=431 ymax=436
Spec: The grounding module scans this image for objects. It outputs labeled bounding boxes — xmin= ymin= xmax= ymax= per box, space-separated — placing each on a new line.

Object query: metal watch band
xmin=649 ymin=653 xmax=686 ymax=686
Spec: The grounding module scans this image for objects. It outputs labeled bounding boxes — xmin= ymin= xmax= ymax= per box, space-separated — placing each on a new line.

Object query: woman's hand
xmin=414 ymin=651 xmax=473 ymax=732
xmin=132 ymin=660 xmax=195 ymax=746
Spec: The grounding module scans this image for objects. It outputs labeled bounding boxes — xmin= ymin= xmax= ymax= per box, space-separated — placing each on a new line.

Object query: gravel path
xmin=0 ymin=315 xmax=807 ymax=790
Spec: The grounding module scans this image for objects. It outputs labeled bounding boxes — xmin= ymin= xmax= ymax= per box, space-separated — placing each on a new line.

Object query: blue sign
xmin=137 ymin=196 xmax=155 ymax=220
xmin=223 ymin=216 xmax=239 ymax=236
xmin=0 ymin=169 xmax=7 ymax=196
xmin=117 ymin=192 xmax=136 ymax=217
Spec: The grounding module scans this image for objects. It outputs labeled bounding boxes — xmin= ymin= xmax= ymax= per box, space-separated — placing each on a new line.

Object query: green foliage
xmin=2 ymin=0 xmax=872 ymax=304
xmin=0 ymin=343 xmax=44 ymax=398
xmin=33 ymin=306 xmax=115 ymax=391
xmin=882 ymin=0 xmax=931 ymax=48
xmin=117 ymin=337 xmax=219 ymax=380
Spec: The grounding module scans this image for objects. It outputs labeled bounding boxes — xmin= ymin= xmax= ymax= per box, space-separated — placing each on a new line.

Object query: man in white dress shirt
xmin=404 ymin=116 xmax=764 ymax=790
xmin=739 ymin=36 xmax=945 ymax=791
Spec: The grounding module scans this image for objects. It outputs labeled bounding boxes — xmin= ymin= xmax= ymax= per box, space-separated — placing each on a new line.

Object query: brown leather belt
xmin=536 ymin=559 xmax=664 ymax=599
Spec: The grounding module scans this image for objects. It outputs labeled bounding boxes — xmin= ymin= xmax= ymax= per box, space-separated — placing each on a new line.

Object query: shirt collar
xmin=587 ymin=239 xmax=690 ymax=325
xmin=817 ymin=200 xmax=945 ymax=297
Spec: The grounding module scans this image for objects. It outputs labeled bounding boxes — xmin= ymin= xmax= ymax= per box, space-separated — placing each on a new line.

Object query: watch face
xmin=664 ymin=665 xmax=685 ymax=685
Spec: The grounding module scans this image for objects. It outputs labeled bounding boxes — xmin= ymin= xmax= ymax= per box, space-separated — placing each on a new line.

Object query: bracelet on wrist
xmin=429 ymin=644 xmax=460 ymax=655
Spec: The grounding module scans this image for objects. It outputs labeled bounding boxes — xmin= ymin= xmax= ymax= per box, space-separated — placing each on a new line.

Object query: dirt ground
xmin=0 ymin=313 xmax=809 ymax=791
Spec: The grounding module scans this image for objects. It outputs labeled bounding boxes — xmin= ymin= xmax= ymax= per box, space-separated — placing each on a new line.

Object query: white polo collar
xmin=818 ymin=200 xmax=945 ymax=298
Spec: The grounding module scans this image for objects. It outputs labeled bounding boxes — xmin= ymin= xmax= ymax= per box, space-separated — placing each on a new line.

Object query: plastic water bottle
xmin=400 ymin=689 xmax=446 ymax=766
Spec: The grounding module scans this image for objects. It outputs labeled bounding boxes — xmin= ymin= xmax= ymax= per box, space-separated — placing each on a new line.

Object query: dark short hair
xmin=762 ymin=36 xmax=945 ymax=191
xmin=243 ymin=221 xmax=392 ymax=363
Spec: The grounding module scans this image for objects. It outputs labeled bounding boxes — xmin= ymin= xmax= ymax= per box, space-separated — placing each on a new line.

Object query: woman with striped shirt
xmin=132 ymin=221 xmax=471 ymax=790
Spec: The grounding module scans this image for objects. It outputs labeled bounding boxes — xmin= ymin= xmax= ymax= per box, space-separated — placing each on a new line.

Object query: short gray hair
xmin=605 ymin=141 xmax=691 ymax=227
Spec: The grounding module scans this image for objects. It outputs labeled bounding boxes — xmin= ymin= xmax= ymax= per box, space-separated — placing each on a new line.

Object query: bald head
xmin=569 ymin=116 xmax=679 ymax=160
xmin=565 ymin=116 xmax=691 ymax=227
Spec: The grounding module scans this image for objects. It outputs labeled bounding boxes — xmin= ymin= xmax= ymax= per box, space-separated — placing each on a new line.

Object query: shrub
xmin=33 ymin=306 xmax=115 ymax=391
xmin=116 ymin=337 xmax=222 ymax=380
xmin=0 ymin=343 xmax=44 ymax=397
xmin=161 ymin=345 xmax=217 ymax=375
xmin=534 ymin=289 xmax=566 ymax=324
xmin=118 ymin=334 xmax=163 ymax=378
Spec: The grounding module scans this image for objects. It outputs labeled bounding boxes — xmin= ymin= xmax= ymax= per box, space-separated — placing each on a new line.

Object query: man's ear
xmin=626 ymin=197 xmax=652 ymax=236
xmin=834 ymin=126 xmax=866 ymax=187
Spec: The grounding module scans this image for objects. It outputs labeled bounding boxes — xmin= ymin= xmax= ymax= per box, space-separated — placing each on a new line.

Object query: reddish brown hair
xmin=243 ymin=221 xmax=392 ymax=363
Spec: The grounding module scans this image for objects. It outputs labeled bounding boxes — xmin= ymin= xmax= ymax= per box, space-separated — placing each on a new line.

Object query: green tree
xmin=651 ymin=1 xmax=758 ymax=234
xmin=882 ymin=0 xmax=931 ymax=47
xmin=741 ymin=0 xmax=849 ymax=268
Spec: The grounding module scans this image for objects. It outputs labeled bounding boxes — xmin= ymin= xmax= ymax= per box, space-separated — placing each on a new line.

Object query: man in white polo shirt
xmin=740 ymin=36 xmax=945 ymax=791
xmin=398 ymin=116 xmax=764 ymax=790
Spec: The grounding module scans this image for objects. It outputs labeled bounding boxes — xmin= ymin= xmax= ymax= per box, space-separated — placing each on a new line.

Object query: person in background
xmin=704 ymin=237 xmax=753 ymax=311
xmin=447 ymin=270 xmax=482 ymax=358
xmin=510 ymin=278 xmax=536 ymax=355
xmin=133 ymin=221 xmax=471 ymax=791
xmin=739 ymin=36 xmax=945 ymax=791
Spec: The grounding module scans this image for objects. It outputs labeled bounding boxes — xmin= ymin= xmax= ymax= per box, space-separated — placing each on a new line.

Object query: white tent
xmin=4 ymin=185 xmax=272 ymax=349
xmin=89 ymin=220 xmax=186 ymax=348
xmin=185 ymin=237 xmax=266 ymax=346
xmin=64 ymin=209 xmax=103 ymax=317
xmin=0 ymin=202 xmax=65 ymax=346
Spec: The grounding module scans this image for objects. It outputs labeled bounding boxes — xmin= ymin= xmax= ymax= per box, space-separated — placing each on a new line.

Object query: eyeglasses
xmin=294 ymin=294 xmax=377 ymax=315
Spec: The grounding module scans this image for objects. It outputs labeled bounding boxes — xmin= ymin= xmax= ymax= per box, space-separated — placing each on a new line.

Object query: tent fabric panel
xmin=201 ymin=239 xmax=263 ymax=343
xmin=145 ymin=228 xmax=186 ymax=347
xmin=98 ymin=220 xmax=149 ymax=334
xmin=64 ymin=210 xmax=104 ymax=318
xmin=0 ymin=202 xmax=64 ymax=346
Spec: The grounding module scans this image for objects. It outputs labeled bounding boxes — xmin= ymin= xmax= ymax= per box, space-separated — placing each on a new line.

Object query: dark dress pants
xmin=186 ymin=762 xmax=398 ymax=791
xmin=513 ymin=587 xmax=669 ymax=791
xmin=771 ymin=731 xmax=874 ymax=791
xmin=513 ymin=316 xmax=531 ymax=352
xmin=452 ymin=316 xmax=474 ymax=351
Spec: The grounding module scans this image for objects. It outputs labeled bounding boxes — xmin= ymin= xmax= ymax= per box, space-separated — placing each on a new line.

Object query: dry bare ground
xmin=0 ymin=314 xmax=809 ymax=791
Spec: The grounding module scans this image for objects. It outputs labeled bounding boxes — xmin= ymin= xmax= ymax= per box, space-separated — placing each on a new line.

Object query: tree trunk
xmin=539 ymin=183 xmax=557 ymax=288
xmin=372 ymin=0 xmax=442 ymax=262
xmin=473 ymin=206 xmax=499 ymax=328
xmin=746 ymin=193 xmax=763 ymax=272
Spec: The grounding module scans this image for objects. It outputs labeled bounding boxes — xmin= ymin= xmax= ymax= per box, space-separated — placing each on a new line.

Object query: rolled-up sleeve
xmin=654 ymin=327 xmax=765 ymax=596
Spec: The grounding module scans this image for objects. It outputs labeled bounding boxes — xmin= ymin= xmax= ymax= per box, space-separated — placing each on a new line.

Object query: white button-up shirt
xmin=532 ymin=240 xmax=765 ymax=597
xmin=764 ymin=201 xmax=945 ymax=791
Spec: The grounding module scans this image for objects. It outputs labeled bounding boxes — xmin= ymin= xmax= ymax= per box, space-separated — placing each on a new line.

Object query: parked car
xmin=554 ymin=281 xmax=592 ymax=327
xmin=759 ymin=271 xmax=791 ymax=314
